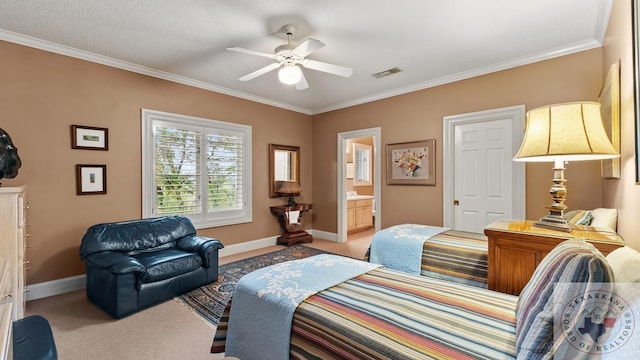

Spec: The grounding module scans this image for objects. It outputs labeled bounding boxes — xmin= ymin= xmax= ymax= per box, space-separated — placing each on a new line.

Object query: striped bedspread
xmin=421 ymin=229 xmax=488 ymax=286
xmin=214 ymin=267 xmax=518 ymax=359
xmin=290 ymin=268 xmax=517 ymax=360
xmin=365 ymin=229 xmax=489 ymax=287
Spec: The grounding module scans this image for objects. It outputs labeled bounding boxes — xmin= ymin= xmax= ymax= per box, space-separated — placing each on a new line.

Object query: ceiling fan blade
xmin=292 ymin=38 xmax=325 ymax=58
xmin=295 ymin=71 xmax=309 ymax=90
xmin=227 ymin=47 xmax=276 ymax=59
xmin=238 ymin=62 xmax=281 ymax=81
xmin=301 ymin=59 xmax=353 ymax=77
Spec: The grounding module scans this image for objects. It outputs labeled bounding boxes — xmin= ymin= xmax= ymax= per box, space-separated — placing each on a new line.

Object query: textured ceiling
xmin=0 ymin=0 xmax=612 ymax=114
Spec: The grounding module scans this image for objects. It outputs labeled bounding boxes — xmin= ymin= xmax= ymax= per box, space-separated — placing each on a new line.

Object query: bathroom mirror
xmin=269 ymin=144 xmax=300 ymax=198
xmin=353 ymin=143 xmax=372 ymax=186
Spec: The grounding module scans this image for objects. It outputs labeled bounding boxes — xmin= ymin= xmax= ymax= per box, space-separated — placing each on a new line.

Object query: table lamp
xmin=513 ymin=101 xmax=619 ymax=232
xmin=277 ymin=180 xmax=301 ymax=207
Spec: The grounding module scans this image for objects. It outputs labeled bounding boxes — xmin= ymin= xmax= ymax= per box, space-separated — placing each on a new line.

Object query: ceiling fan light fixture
xmin=278 ymin=64 xmax=302 ymax=85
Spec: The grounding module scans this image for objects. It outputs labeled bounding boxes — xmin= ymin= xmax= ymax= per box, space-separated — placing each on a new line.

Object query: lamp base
xmin=532 ymin=158 xmax=572 ymax=232
xmin=533 ymin=214 xmax=572 ymax=232
xmin=286 ymin=194 xmax=297 ymax=207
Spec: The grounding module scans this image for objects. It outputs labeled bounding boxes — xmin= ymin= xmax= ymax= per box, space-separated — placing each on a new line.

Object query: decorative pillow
xmin=590 ymin=208 xmax=617 ymax=232
xmin=515 ymin=239 xmax=614 ymax=359
xmin=606 ymin=246 xmax=640 ymax=283
xmin=563 ymin=209 xmax=593 ymax=225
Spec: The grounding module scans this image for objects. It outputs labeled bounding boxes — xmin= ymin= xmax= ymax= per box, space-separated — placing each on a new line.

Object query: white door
xmin=443 ymin=106 xmax=525 ymax=233
xmin=454 ymin=119 xmax=512 ymax=232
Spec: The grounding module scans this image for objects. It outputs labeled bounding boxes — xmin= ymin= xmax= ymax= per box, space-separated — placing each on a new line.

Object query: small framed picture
xmin=71 ymin=125 xmax=108 ymax=150
xmin=346 ymin=163 xmax=354 ymax=179
xmin=76 ymin=164 xmax=107 ymax=195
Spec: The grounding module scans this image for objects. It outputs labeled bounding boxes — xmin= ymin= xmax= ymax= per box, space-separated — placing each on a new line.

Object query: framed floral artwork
xmin=386 ymin=139 xmax=435 ymax=185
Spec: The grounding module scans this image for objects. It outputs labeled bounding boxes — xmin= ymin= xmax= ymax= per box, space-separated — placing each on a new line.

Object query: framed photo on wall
xmin=346 ymin=162 xmax=354 ymax=179
xmin=634 ymin=0 xmax=640 ymax=183
xmin=600 ymin=60 xmax=621 ymax=179
xmin=71 ymin=125 xmax=109 ymax=150
xmin=76 ymin=164 xmax=107 ymax=195
xmin=386 ymin=139 xmax=436 ymax=185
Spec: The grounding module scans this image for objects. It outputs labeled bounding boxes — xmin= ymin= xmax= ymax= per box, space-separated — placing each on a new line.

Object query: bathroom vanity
xmin=347 ymin=195 xmax=374 ymax=233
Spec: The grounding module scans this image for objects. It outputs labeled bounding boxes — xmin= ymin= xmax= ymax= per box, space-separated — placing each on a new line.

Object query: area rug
xmin=175 ymin=244 xmax=333 ymax=326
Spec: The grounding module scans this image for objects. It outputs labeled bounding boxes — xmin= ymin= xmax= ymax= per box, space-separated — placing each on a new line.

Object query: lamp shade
xmin=514 ymin=102 xmax=619 ymax=162
xmin=278 ymin=64 xmax=302 ymax=85
xmin=277 ymin=180 xmax=301 ymax=194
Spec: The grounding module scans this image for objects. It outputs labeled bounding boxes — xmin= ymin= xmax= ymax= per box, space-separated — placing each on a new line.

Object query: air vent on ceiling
xmin=371 ymin=67 xmax=402 ymax=79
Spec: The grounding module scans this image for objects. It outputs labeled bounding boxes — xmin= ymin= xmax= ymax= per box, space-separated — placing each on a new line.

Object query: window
xmin=142 ymin=109 xmax=252 ymax=228
xmin=353 ymin=143 xmax=372 ymax=186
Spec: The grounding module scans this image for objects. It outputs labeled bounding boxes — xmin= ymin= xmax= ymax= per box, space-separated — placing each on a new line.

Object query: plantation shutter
xmin=142 ymin=109 xmax=252 ymax=228
xmin=207 ymin=130 xmax=244 ymax=211
xmin=154 ymin=126 xmax=201 ymax=215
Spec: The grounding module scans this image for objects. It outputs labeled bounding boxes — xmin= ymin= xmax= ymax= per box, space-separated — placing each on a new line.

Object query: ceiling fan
xmin=227 ymin=25 xmax=353 ymax=90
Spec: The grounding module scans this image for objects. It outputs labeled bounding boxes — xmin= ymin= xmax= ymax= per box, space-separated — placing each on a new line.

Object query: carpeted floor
xmin=176 ymin=244 xmax=333 ymax=326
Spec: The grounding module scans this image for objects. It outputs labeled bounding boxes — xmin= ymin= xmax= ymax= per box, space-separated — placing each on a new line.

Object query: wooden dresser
xmin=0 ymin=186 xmax=28 ymax=360
xmin=484 ymin=219 xmax=624 ymax=296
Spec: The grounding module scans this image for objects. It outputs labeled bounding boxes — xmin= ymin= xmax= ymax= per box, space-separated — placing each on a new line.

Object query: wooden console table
xmin=484 ymin=219 xmax=624 ymax=296
xmin=270 ymin=203 xmax=313 ymax=246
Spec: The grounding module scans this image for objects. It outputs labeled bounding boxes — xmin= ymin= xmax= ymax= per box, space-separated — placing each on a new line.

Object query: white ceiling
xmin=0 ymin=0 xmax=612 ymax=115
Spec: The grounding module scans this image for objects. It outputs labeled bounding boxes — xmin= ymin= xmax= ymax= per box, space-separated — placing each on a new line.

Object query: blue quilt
xmin=224 ymin=254 xmax=381 ymax=360
xmin=369 ymin=224 xmax=448 ymax=274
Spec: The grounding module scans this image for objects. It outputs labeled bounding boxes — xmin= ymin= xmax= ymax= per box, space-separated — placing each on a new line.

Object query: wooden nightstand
xmin=484 ymin=219 xmax=624 ymax=295
xmin=270 ymin=204 xmax=313 ymax=246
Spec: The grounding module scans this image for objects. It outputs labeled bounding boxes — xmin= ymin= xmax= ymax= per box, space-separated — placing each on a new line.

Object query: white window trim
xmin=141 ymin=109 xmax=252 ymax=229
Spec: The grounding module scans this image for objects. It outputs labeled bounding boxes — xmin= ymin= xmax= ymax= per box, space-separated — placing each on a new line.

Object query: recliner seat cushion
xmin=133 ymin=249 xmax=203 ymax=283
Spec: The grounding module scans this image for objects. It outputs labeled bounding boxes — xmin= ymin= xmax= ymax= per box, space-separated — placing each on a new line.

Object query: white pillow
xmin=606 ymin=246 xmax=640 ymax=282
xmin=590 ymin=208 xmax=617 ymax=232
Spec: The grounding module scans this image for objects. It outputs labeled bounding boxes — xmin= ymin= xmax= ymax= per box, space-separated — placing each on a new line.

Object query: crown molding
xmin=0 ymin=29 xmax=312 ymax=115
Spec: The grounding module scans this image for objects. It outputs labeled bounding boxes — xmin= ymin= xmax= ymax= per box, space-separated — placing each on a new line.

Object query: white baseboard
xmin=26 ymin=274 xmax=86 ymax=301
xmin=310 ymin=229 xmax=338 ymax=242
xmin=218 ymin=235 xmax=278 ymax=257
xmin=26 ymin=232 xmax=331 ymax=301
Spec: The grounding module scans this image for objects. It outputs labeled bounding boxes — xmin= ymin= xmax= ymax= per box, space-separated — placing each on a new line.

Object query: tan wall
xmin=602 ymin=0 xmax=640 ymax=250
xmin=3 ymin=3 xmax=638 ymax=286
xmin=312 ymin=49 xmax=605 ymax=234
xmin=0 ymin=40 xmax=312 ymax=284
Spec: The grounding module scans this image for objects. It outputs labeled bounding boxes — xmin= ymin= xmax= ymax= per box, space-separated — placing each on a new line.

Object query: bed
xmin=213 ymin=238 xmax=616 ymax=359
xmin=365 ymin=224 xmax=489 ymax=288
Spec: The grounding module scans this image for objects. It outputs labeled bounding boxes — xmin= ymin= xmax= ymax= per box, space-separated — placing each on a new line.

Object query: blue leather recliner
xmin=80 ymin=216 xmax=224 ymax=318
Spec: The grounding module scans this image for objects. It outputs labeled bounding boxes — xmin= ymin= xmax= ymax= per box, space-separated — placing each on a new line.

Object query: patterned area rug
xmin=176 ymin=244 xmax=333 ymax=326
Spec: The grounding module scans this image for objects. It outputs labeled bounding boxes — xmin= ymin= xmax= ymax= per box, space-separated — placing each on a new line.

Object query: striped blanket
xmin=223 ymin=255 xmax=380 ymax=359
xmin=365 ymin=228 xmax=489 ymax=287
xmin=214 ymin=267 xmax=517 ymax=359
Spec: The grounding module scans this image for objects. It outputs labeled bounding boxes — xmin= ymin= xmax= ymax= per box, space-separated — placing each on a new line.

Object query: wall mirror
xmin=269 ymin=144 xmax=300 ymax=198
xmin=353 ymin=143 xmax=372 ymax=186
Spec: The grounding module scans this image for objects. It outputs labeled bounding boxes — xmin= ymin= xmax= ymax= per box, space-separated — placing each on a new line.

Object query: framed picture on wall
xmin=71 ymin=125 xmax=109 ymax=150
xmin=346 ymin=163 xmax=354 ymax=179
xmin=386 ymin=139 xmax=436 ymax=185
xmin=76 ymin=164 xmax=107 ymax=195
xmin=600 ymin=60 xmax=621 ymax=179
xmin=634 ymin=0 xmax=640 ymax=183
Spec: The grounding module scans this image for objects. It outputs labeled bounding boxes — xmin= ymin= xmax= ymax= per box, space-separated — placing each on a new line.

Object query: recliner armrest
xmin=176 ymin=235 xmax=224 ymax=267
xmin=83 ymin=252 xmax=145 ymax=274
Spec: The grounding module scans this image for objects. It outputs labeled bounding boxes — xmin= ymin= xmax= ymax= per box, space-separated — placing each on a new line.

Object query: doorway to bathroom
xmin=337 ymin=128 xmax=381 ymax=243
